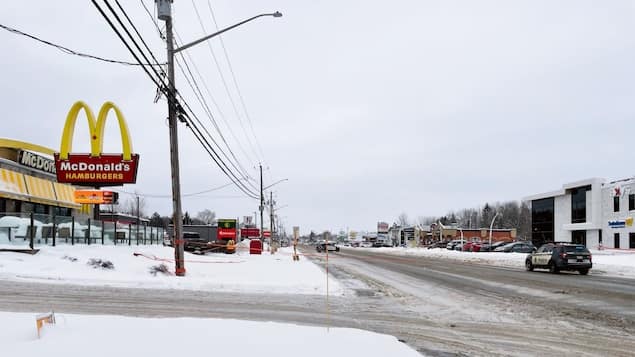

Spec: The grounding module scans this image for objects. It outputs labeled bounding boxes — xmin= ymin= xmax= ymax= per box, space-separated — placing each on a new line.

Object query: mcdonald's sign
xmin=54 ymin=101 xmax=140 ymax=187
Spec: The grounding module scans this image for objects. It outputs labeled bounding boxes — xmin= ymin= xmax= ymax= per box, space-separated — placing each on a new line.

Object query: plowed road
xmin=1 ymin=247 xmax=633 ymax=356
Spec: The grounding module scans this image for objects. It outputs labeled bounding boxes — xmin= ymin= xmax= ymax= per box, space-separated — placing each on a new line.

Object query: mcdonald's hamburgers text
xmin=54 ymin=153 xmax=139 ymax=186
xmin=54 ymin=101 xmax=140 ymax=187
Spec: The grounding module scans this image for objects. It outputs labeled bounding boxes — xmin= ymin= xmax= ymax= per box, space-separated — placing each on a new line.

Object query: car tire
xmin=579 ymin=268 xmax=589 ymax=275
xmin=548 ymin=261 xmax=559 ymax=274
xmin=525 ymin=259 xmax=534 ymax=272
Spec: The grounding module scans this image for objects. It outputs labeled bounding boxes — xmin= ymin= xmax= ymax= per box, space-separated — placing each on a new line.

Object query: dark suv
xmin=525 ymin=242 xmax=592 ymax=275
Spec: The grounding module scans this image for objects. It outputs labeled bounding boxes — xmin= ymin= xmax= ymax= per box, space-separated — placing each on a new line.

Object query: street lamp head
xmin=272 ymin=11 xmax=283 ymax=17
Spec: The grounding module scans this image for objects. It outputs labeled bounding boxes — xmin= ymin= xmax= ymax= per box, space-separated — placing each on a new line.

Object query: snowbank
xmin=0 ymin=245 xmax=343 ymax=295
xmin=1 ymin=311 xmax=420 ymax=357
xmin=350 ymin=247 xmax=635 ymax=278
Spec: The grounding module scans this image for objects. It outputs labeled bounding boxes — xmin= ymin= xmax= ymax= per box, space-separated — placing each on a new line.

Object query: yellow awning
xmin=53 ymin=182 xmax=81 ymax=209
xmin=0 ymin=167 xmax=29 ymax=200
xmin=23 ymin=174 xmax=58 ymax=205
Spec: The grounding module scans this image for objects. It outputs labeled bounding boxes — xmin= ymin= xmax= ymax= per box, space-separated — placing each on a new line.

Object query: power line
xmin=206 ymin=0 xmax=268 ymax=164
xmin=115 ymin=180 xmax=245 ymax=198
xmin=140 ymin=0 xmax=164 ymax=39
xmin=174 ymin=30 xmax=260 ymax=183
xmin=174 ymin=54 xmax=258 ymax=190
xmin=138 ymin=0 xmax=258 ymax=191
xmin=190 ymin=0 xmax=262 ymax=164
xmin=177 ymin=92 xmax=260 ymax=199
xmin=0 ymin=22 xmax=164 ymax=66
xmin=92 ymin=0 xmax=259 ymax=199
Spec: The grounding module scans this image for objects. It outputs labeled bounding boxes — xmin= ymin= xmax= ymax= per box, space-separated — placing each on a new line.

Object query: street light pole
xmin=270 ymin=191 xmax=274 ymax=252
xmin=260 ymin=164 xmax=264 ymax=245
xmin=156 ymin=0 xmax=282 ymax=276
xmin=489 ymin=212 xmax=501 ymax=248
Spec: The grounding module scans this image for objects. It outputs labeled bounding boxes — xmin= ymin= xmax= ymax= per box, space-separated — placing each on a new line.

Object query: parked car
xmin=427 ymin=241 xmax=448 ymax=249
xmin=316 ymin=242 xmax=340 ymax=253
xmin=475 ymin=240 xmax=506 ymax=252
xmin=360 ymin=241 xmax=373 ymax=248
xmin=494 ymin=241 xmax=536 ymax=253
xmin=462 ymin=241 xmax=481 ymax=252
xmin=446 ymin=240 xmax=464 ymax=250
xmin=471 ymin=242 xmax=485 ymax=252
xmin=526 ymin=242 xmax=592 ymax=275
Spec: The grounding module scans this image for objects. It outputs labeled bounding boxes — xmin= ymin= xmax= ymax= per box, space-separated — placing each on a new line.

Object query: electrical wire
xmin=175 ymin=56 xmax=259 ymax=195
xmin=176 ymin=90 xmax=260 ymax=199
xmin=140 ymin=0 xmax=164 ymax=39
xmin=190 ymin=0 xmax=262 ymax=164
xmin=0 ymin=22 xmax=164 ymax=66
xmin=115 ymin=180 xmax=243 ymax=198
xmin=206 ymin=0 xmax=268 ymax=164
xmin=174 ymin=30 xmax=260 ymax=186
xmin=92 ymin=0 xmax=260 ymax=199
xmin=173 ymin=42 xmax=256 ymax=186
xmin=137 ymin=0 xmax=258 ymax=191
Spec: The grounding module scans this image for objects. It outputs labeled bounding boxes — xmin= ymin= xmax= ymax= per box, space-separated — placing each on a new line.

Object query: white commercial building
xmin=525 ymin=177 xmax=635 ymax=250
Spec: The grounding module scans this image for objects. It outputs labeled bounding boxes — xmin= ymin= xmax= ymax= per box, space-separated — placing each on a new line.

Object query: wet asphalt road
xmin=1 ymin=247 xmax=634 ymax=356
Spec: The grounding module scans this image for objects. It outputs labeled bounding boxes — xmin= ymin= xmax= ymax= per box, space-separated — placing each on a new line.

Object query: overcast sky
xmin=2 ymin=1 xmax=635 ymax=235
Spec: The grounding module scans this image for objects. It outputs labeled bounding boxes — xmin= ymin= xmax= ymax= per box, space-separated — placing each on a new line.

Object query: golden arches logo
xmin=54 ymin=101 xmax=139 ymax=187
xmin=59 ymin=101 xmax=133 ymax=160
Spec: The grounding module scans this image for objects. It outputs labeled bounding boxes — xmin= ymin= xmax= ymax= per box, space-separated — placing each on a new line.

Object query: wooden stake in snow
xmin=36 ymin=311 xmax=56 ymax=338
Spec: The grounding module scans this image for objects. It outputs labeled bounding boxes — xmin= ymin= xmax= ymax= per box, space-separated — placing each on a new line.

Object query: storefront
xmin=0 ymin=138 xmax=82 ymax=218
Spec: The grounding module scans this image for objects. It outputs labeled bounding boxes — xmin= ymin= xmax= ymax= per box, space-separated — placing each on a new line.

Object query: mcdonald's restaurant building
xmin=0 ymin=138 xmax=85 ymax=217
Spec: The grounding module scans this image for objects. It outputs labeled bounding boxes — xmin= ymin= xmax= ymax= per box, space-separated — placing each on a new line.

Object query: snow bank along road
xmin=1 ymin=247 xmax=634 ymax=356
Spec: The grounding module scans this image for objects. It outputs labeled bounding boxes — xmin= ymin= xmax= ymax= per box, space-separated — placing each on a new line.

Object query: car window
xmin=539 ymin=244 xmax=553 ymax=253
xmin=564 ymin=245 xmax=589 ymax=253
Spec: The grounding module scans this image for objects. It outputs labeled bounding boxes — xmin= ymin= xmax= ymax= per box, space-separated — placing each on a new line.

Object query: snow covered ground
xmin=349 ymin=246 xmax=635 ymax=278
xmin=1 ymin=311 xmax=420 ymax=357
xmin=0 ymin=242 xmax=343 ymax=295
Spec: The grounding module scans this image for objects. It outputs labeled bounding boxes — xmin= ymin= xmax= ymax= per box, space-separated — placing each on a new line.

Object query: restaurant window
xmin=614 ymin=233 xmax=620 ymax=249
xmin=21 ymin=202 xmax=34 ymax=214
xmin=629 ymin=194 xmax=634 ymax=211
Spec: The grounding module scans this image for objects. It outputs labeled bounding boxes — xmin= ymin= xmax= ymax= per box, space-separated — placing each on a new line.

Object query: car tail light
xmin=588 ymin=254 xmax=592 ymax=261
xmin=560 ymin=252 xmax=567 ymax=259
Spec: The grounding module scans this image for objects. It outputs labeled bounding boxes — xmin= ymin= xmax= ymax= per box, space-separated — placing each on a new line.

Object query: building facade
xmin=0 ymin=138 xmax=81 ymax=218
xmin=525 ymin=177 xmax=635 ymax=249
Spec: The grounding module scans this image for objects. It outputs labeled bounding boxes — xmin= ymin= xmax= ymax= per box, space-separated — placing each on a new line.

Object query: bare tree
xmin=195 ymin=209 xmax=216 ymax=225
xmin=121 ymin=193 xmax=146 ymax=218
xmin=397 ymin=212 xmax=410 ymax=227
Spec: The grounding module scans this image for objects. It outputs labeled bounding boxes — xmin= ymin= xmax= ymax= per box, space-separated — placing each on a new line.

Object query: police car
xmin=525 ymin=242 xmax=592 ymax=275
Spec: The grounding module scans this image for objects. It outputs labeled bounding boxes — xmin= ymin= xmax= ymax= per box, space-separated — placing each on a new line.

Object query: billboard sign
xmin=217 ymin=219 xmax=237 ymax=240
xmin=240 ymin=228 xmax=260 ymax=238
xmin=377 ymin=221 xmax=389 ymax=233
xmin=73 ymin=190 xmax=118 ymax=204
xmin=54 ymin=101 xmax=139 ymax=187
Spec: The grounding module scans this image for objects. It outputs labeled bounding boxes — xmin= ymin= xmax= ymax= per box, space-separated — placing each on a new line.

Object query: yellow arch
xmin=0 ymin=138 xmax=55 ymax=156
xmin=59 ymin=101 xmax=99 ymax=160
xmin=95 ymin=101 xmax=133 ymax=161
xmin=58 ymin=101 xmax=134 ymax=161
